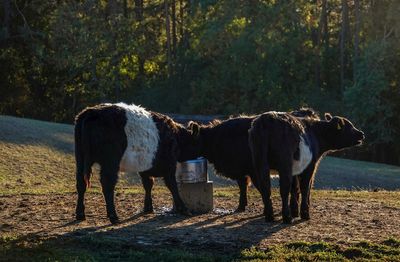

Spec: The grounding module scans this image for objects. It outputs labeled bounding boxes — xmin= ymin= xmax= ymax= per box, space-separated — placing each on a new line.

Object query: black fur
xmin=74 ymin=104 xmax=198 ymax=224
xmin=189 ymin=108 xmax=319 ymax=212
xmin=249 ymin=112 xmax=365 ymax=224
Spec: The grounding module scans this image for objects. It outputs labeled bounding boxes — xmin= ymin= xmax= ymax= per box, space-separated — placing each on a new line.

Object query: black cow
xmin=74 ymin=103 xmax=199 ymax=224
xmin=188 ymin=109 xmax=319 ymax=212
xmin=248 ymin=112 xmax=365 ymax=223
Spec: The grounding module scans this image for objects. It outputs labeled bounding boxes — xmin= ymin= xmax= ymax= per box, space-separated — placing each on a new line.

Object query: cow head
xmin=186 ymin=120 xmax=205 ymax=153
xmin=324 ymin=113 xmax=365 ymax=150
xmin=176 ymin=122 xmax=202 ymax=162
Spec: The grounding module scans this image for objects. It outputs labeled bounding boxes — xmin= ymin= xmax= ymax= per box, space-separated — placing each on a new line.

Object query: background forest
xmin=1 ymin=0 xmax=399 ymax=164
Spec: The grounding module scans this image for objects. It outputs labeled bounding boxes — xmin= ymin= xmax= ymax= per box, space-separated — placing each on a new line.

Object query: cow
xmin=188 ymin=108 xmax=319 ymax=212
xmin=74 ymin=103 xmax=199 ymax=224
xmin=248 ymin=112 xmax=365 ymax=223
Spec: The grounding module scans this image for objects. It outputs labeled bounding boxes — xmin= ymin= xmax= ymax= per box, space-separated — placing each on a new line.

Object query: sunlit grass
xmin=240 ymin=238 xmax=400 ymax=261
xmin=1 ymin=233 xmax=399 ymax=261
xmin=1 ymin=115 xmax=400 ymax=195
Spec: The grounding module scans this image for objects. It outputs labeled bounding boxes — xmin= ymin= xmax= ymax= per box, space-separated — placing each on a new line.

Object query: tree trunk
xmin=134 ymin=0 xmax=143 ymax=21
xmin=179 ymin=0 xmax=184 ymax=37
xmin=319 ymin=0 xmax=329 ymax=87
xmin=135 ymin=0 xmax=144 ymax=78
xmin=72 ymin=90 xmax=78 ymax=119
xmin=123 ymin=0 xmax=128 ymax=18
xmin=106 ymin=0 xmax=118 ymax=18
xmin=171 ymin=0 xmax=177 ymax=58
xmin=353 ymin=0 xmax=361 ymax=82
xmin=321 ymin=0 xmax=328 ymax=50
xmin=312 ymin=0 xmax=323 ymax=89
xmin=107 ymin=0 xmax=119 ymax=100
xmin=165 ymin=0 xmax=172 ymax=76
xmin=182 ymin=0 xmax=192 ymax=50
xmin=3 ymin=0 xmax=11 ymax=39
xmin=340 ymin=0 xmax=349 ymax=94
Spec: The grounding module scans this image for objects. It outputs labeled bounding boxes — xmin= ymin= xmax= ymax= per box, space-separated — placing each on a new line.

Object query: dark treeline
xmin=1 ymin=0 xmax=399 ymax=165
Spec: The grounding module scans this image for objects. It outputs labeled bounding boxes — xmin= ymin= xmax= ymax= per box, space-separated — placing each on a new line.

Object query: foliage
xmin=1 ymin=0 xmax=399 ymax=164
xmin=345 ymin=42 xmax=394 ymax=144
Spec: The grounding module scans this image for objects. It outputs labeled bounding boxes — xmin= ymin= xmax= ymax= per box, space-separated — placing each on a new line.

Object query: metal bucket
xmin=176 ymin=157 xmax=208 ymax=183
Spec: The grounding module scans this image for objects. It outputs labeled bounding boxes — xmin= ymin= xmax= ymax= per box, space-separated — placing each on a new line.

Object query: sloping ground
xmin=0 ymin=115 xmax=127 ymax=194
xmin=315 ymin=157 xmax=400 ymax=190
xmin=1 ymin=115 xmax=400 ymax=194
xmin=0 ymin=116 xmax=75 ymax=194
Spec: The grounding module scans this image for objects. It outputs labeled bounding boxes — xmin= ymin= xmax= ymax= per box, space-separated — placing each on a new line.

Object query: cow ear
xmin=329 ymin=117 xmax=344 ymax=130
xmin=324 ymin=113 xmax=332 ymax=121
xmin=188 ymin=121 xmax=200 ymax=137
xmin=336 ymin=118 xmax=345 ymax=130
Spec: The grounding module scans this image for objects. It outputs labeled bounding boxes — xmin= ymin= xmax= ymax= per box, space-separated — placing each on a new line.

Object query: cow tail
xmin=248 ymin=116 xmax=269 ymax=179
xmin=82 ymin=119 xmax=93 ymax=188
xmin=75 ymin=111 xmax=94 ymax=189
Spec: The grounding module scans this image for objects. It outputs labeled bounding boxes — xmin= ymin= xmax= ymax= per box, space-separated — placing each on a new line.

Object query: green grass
xmin=1 ymin=234 xmax=400 ymax=261
xmin=240 ymin=238 xmax=400 ymax=261
xmin=0 ymin=115 xmax=133 ymax=195
xmin=1 ymin=115 xmax=400 ymax=261
xmin=0 ymin=234 xmax=226 ymax=262
xmin=1 ymin=115 xmax=400 ymax=195
xmin=0 ymin=115 xmax=76 ymax=194
xmin=316 ymin=157 xmax=400 ymax=190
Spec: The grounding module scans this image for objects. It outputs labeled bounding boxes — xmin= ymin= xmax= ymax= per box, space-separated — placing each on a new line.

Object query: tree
xmin=353 ymin=0 xmax=360 ymax=81
xmin=1 ymin=0 xmax=400 ymax=164
xmin=165 ymin=0 xmax=172 ymax=76
xmin=340 ymin=0 xmax=349 ymax=93
xmin=2 ymin=0 xmax=11 ymax=39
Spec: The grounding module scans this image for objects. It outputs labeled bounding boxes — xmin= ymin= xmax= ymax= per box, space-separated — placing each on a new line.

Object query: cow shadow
xmin=4 ymin=206 xmax=308 ymax=261
xmin=57 ymin=208 xmax=303 ymax=254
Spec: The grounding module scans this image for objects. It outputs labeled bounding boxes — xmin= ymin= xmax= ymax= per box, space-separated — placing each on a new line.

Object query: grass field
xmin=1 ymin=115 xmax=400 ymax=261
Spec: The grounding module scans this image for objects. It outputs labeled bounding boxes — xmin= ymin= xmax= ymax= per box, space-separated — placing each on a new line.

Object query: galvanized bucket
xmin=176 ymin=157 xmax=208 ymax=183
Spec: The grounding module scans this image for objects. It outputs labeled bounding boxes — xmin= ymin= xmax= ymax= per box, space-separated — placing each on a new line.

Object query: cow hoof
xmin=76 ymin=214 xmax=86 ymax=221
xmin=143 ymin=208 xmax=154 ymax=214
xmin=291 ymin=208 xmax=300 ymax=218
xmin=301 ymin=213 xmax=310 ymax=220
xmin=283 ymin=216 xmax=293 ymax=224
xmin=109 ymin=216 xmax=120 ymax=225
xmin=234 ymin=207 xmax=246 ymax=213
xmin=265 ymin=214 xmax=274 ymax=223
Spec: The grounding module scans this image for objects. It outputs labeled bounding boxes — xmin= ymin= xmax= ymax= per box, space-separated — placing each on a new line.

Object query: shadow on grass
xmin=2 ymin=214 xmax=400 ymax=261
xmin=0 ymin=115 xmax=74 ymax=154
xmin=1 ymin=208 xmax=302 ymax=261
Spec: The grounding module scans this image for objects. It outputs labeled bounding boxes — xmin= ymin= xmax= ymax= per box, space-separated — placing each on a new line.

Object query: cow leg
xmin=299 ymin=171 xmax=313 ymax=220
xmin=100 ymin=164 xmax=119 ymax=224
xmin=278 ymin=165 xmax=293 ymax=224
xmin=290 ymin=176 xmax=300 ymax=218
xmin=236 ymin=176 xmax=249 ymax=212
xmin=75 ymin=166 xmax=87 ymax=221
xmin=164 ymin=170 xmax=190 ymax=215
xmin=140 ymin=174 xmax=154 ymax=213
xmin=251 ymin=171 xmax=274 ymax=222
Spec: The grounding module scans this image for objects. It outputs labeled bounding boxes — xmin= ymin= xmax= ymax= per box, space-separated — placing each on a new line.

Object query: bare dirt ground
xmin=1 ymin=191 xmax=400 ymax=253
